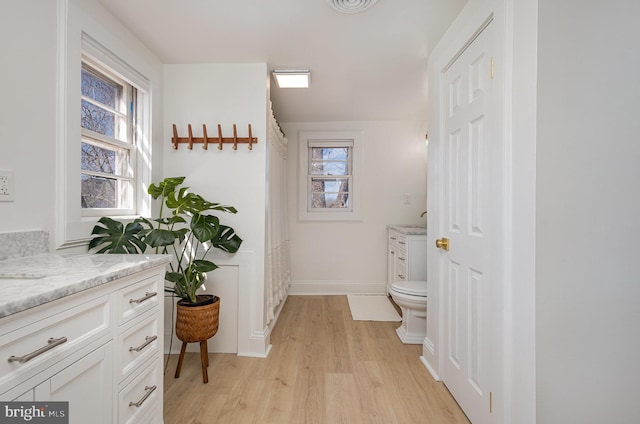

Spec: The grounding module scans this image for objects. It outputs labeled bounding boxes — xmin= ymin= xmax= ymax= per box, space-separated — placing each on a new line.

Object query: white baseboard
xmin=420 ymin=355 xmax=440 ymax=381
xmin=238 ymin=331 xmax=272 ymax=358
xmin=238 ymin=345 xmax=272 ymax=358
xmin=423 ymin=336 xmax=435 ymax=356
xmin=289 ymin=280 xmax=387 ymax=295
xmin=237 ymin=292 xmax=288 ymax=358
xmin=420 ymin=337 xmax=439 ymax=380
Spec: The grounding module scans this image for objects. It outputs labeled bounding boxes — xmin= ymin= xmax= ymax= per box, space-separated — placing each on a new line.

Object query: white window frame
xmin=80 ymin=59 xmax=136 ymax=217
xmin=298 ymin=131 xmax=363 ymax=221
xmin=55 ymin=28 xmax=152 ymax=249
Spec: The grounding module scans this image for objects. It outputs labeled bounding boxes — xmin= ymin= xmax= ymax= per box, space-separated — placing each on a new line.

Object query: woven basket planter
xmin=175 ymin=295 xmax=220 ymax=343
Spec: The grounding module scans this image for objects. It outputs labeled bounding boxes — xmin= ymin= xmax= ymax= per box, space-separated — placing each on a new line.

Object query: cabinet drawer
xmin=116 ymin=275 xmax=161 ymax=325
xmin=117 ymin=312 xmax=160 ymax=384
xmin=119 ymin=361 xmax=162 ymax=424
xmin=389 ymin=231 xmax=407 ymax=249
xmin=394 ymin=254 xmax=407 ymax=282
xmin=41 ymin=343 xmax=113 ymax=424
xmin=0 ymin=295 xmax=110 ymax=391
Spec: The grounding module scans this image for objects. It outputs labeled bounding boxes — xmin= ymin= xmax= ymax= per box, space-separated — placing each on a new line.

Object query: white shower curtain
xmin=265 ymin=108 xmax=291 ymax=323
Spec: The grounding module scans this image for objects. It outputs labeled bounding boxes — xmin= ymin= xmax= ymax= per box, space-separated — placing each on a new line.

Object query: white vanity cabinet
xmin=0 ymin=259 xmax=167 ymax=424
xmin=32 ymin=342 xmax=114 ymax=422
xmin=115 ymin=272 xmax=164 ymax=424
xmin=387 ymin=226 xmax=427 ymax=293
xmin=2 ymin=295 xmax=114 ymax=422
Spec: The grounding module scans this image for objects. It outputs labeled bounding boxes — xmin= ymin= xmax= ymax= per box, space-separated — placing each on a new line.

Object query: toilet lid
xmin=391 ymin=280 xmax=427 ymax=296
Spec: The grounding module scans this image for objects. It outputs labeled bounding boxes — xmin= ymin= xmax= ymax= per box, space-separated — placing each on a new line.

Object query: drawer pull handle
xmin=129 ymin=385 xmax=157 ymax=408
xmin=397 ymin=274 xmax=405 ymax=279
xmin=8 ymin=337 xmax=68 ymax=364
xmin=129 ymin=292 xmax=158 ymax=304
xmin=129 ymin=335 xmax=158 ymax=352
xmin=398 ymin=257 xmax=405 ymax=261
xmin=390 ymin=236 xmax=397 ymax=240
xmin=398 ymin=240 xmax=406 ymax=245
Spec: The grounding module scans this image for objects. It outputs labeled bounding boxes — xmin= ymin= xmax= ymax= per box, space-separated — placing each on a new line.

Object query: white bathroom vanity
xmin=0 ymin=253 xmax=170 ymax=424
xmin=387 ymin=225 xmax=428 ymax=294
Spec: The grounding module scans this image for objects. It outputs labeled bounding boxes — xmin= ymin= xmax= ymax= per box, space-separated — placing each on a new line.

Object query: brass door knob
xmin=435 ymin=237 xmax=449 ymax=251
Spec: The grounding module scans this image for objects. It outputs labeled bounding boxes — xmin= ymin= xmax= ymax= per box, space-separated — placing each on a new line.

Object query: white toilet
xmin=389 ymin=280 xmax=427 ymax=344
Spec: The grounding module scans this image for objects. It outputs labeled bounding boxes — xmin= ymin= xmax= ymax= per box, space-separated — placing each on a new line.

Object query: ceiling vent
xmin=326 ymin=0 xmax=378 ymax=14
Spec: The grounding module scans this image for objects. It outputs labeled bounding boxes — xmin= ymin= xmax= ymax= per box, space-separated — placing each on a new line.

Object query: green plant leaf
xmin=166 ymin=188 xmax=202 ymax=215
xmin=144 ymin=228 xmax=182 ymax=248
xmin=151 ymin=215 xmax=186 ymax=226
xmin=190 ymin=213 xmax=220 ymax=242
xmin=165 ymin=271 xmax=184 ymax=283
xmin=148 ymin=176 xmax=185 ymax=199
xmin=192 ymin=259 xmax=218 ymax=273
xmin=87 ymin=217 xmax=147 ymax=254
xmin=165 ymin=186 xmax=237 ymax=216
xmin=200 ymin=200 xmax=237 ymax=214
xmin=210 ymin=225 xmax=243 ymax=253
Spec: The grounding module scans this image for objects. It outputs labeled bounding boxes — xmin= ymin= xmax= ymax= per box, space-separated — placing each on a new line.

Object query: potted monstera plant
xmin=88 ymin=176 xmax=242 ymax=383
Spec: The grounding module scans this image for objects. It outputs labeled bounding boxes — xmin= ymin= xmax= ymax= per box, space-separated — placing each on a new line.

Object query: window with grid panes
xmin=308 ymin=140 xmax=353 ymax=211
xmin=80 ymin=61 xmax=136 ymax=214
xmin=298 ymin=131 xmax=362 ymax=221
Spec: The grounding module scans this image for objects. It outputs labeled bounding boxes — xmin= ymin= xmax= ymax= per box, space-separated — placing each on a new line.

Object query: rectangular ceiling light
xmin=272 ymin=70 xmax=310 ymax=88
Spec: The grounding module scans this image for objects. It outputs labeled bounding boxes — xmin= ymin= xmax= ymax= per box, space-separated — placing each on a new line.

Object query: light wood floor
xmin=163 ymin=295 xmax=469 ymax=424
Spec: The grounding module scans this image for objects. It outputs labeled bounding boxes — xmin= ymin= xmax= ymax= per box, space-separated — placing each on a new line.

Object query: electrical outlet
xmin=0 ymin=170 xmax=14 ymax=202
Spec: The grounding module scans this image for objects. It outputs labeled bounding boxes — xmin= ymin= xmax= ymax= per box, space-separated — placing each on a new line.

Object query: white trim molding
xmin=55 ymin=0 xmax=71 ymax=249
xmin=221 ymin=248 xmax=271 ymax=357
xmin=55 ymin=1 xmax=153 ymax=250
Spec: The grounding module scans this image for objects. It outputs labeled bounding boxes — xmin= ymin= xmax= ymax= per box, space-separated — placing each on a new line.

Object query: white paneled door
xmin=437 ymin=19 xmax=503 ymax=424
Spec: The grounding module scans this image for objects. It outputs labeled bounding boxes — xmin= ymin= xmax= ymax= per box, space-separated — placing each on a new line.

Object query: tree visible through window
xmin=80 ymin=62 xmax=135 ymax=211
xmin=308 ymin=141 xmax=353 ymax=211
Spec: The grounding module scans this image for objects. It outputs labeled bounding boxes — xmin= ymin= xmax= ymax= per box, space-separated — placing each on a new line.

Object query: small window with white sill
xmin=298 ymin=131 xmax=362 ymax=221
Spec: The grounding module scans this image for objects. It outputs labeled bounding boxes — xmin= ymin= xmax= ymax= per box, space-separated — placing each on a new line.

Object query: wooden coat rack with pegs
xmin=171 ymin=123 xmax=258 ymax=151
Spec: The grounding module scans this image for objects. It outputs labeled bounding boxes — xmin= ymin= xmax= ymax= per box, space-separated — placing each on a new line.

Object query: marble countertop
xmin=0 ymin=253 xmax=171 ymax=319
xmin=388 ymin=224 xmax=427 ymax=235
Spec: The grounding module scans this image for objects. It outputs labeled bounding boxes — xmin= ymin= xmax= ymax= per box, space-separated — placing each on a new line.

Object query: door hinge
xmin=490 ymin=57 xmax=495 ymax=79
xmin=490 ymin=391 xmax=493 ymax=413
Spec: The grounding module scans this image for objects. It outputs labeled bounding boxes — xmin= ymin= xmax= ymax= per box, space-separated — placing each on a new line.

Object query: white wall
xmin=0 ymin=1 xmax=57 ymax=235
xmin=0 ymin=0 xmax=164 ymax=252
xmin=536 ymin=1 xmax=640 ymax=423
xmin=163 ymin=64 xmax=270 ymax=356
xmin=508 ymin=0 xmax=538 ymax=421
xmin=282 ymin=121 xmax=428 ymax=294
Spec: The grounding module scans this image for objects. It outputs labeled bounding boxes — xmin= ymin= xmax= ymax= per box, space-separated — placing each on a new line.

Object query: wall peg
xmin=202 ymin=124 xmax=209 ymax=150
xmin=232 ymin=125 xmax=238 ymax=150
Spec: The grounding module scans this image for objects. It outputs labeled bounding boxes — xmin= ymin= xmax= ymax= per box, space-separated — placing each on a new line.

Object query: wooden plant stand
xmin=174 ymin=296 xmax=220 ymax=384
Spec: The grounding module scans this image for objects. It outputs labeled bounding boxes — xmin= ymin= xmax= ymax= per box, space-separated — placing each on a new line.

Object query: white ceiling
xmin=97 ymin=0 xmax=467 ymax=123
